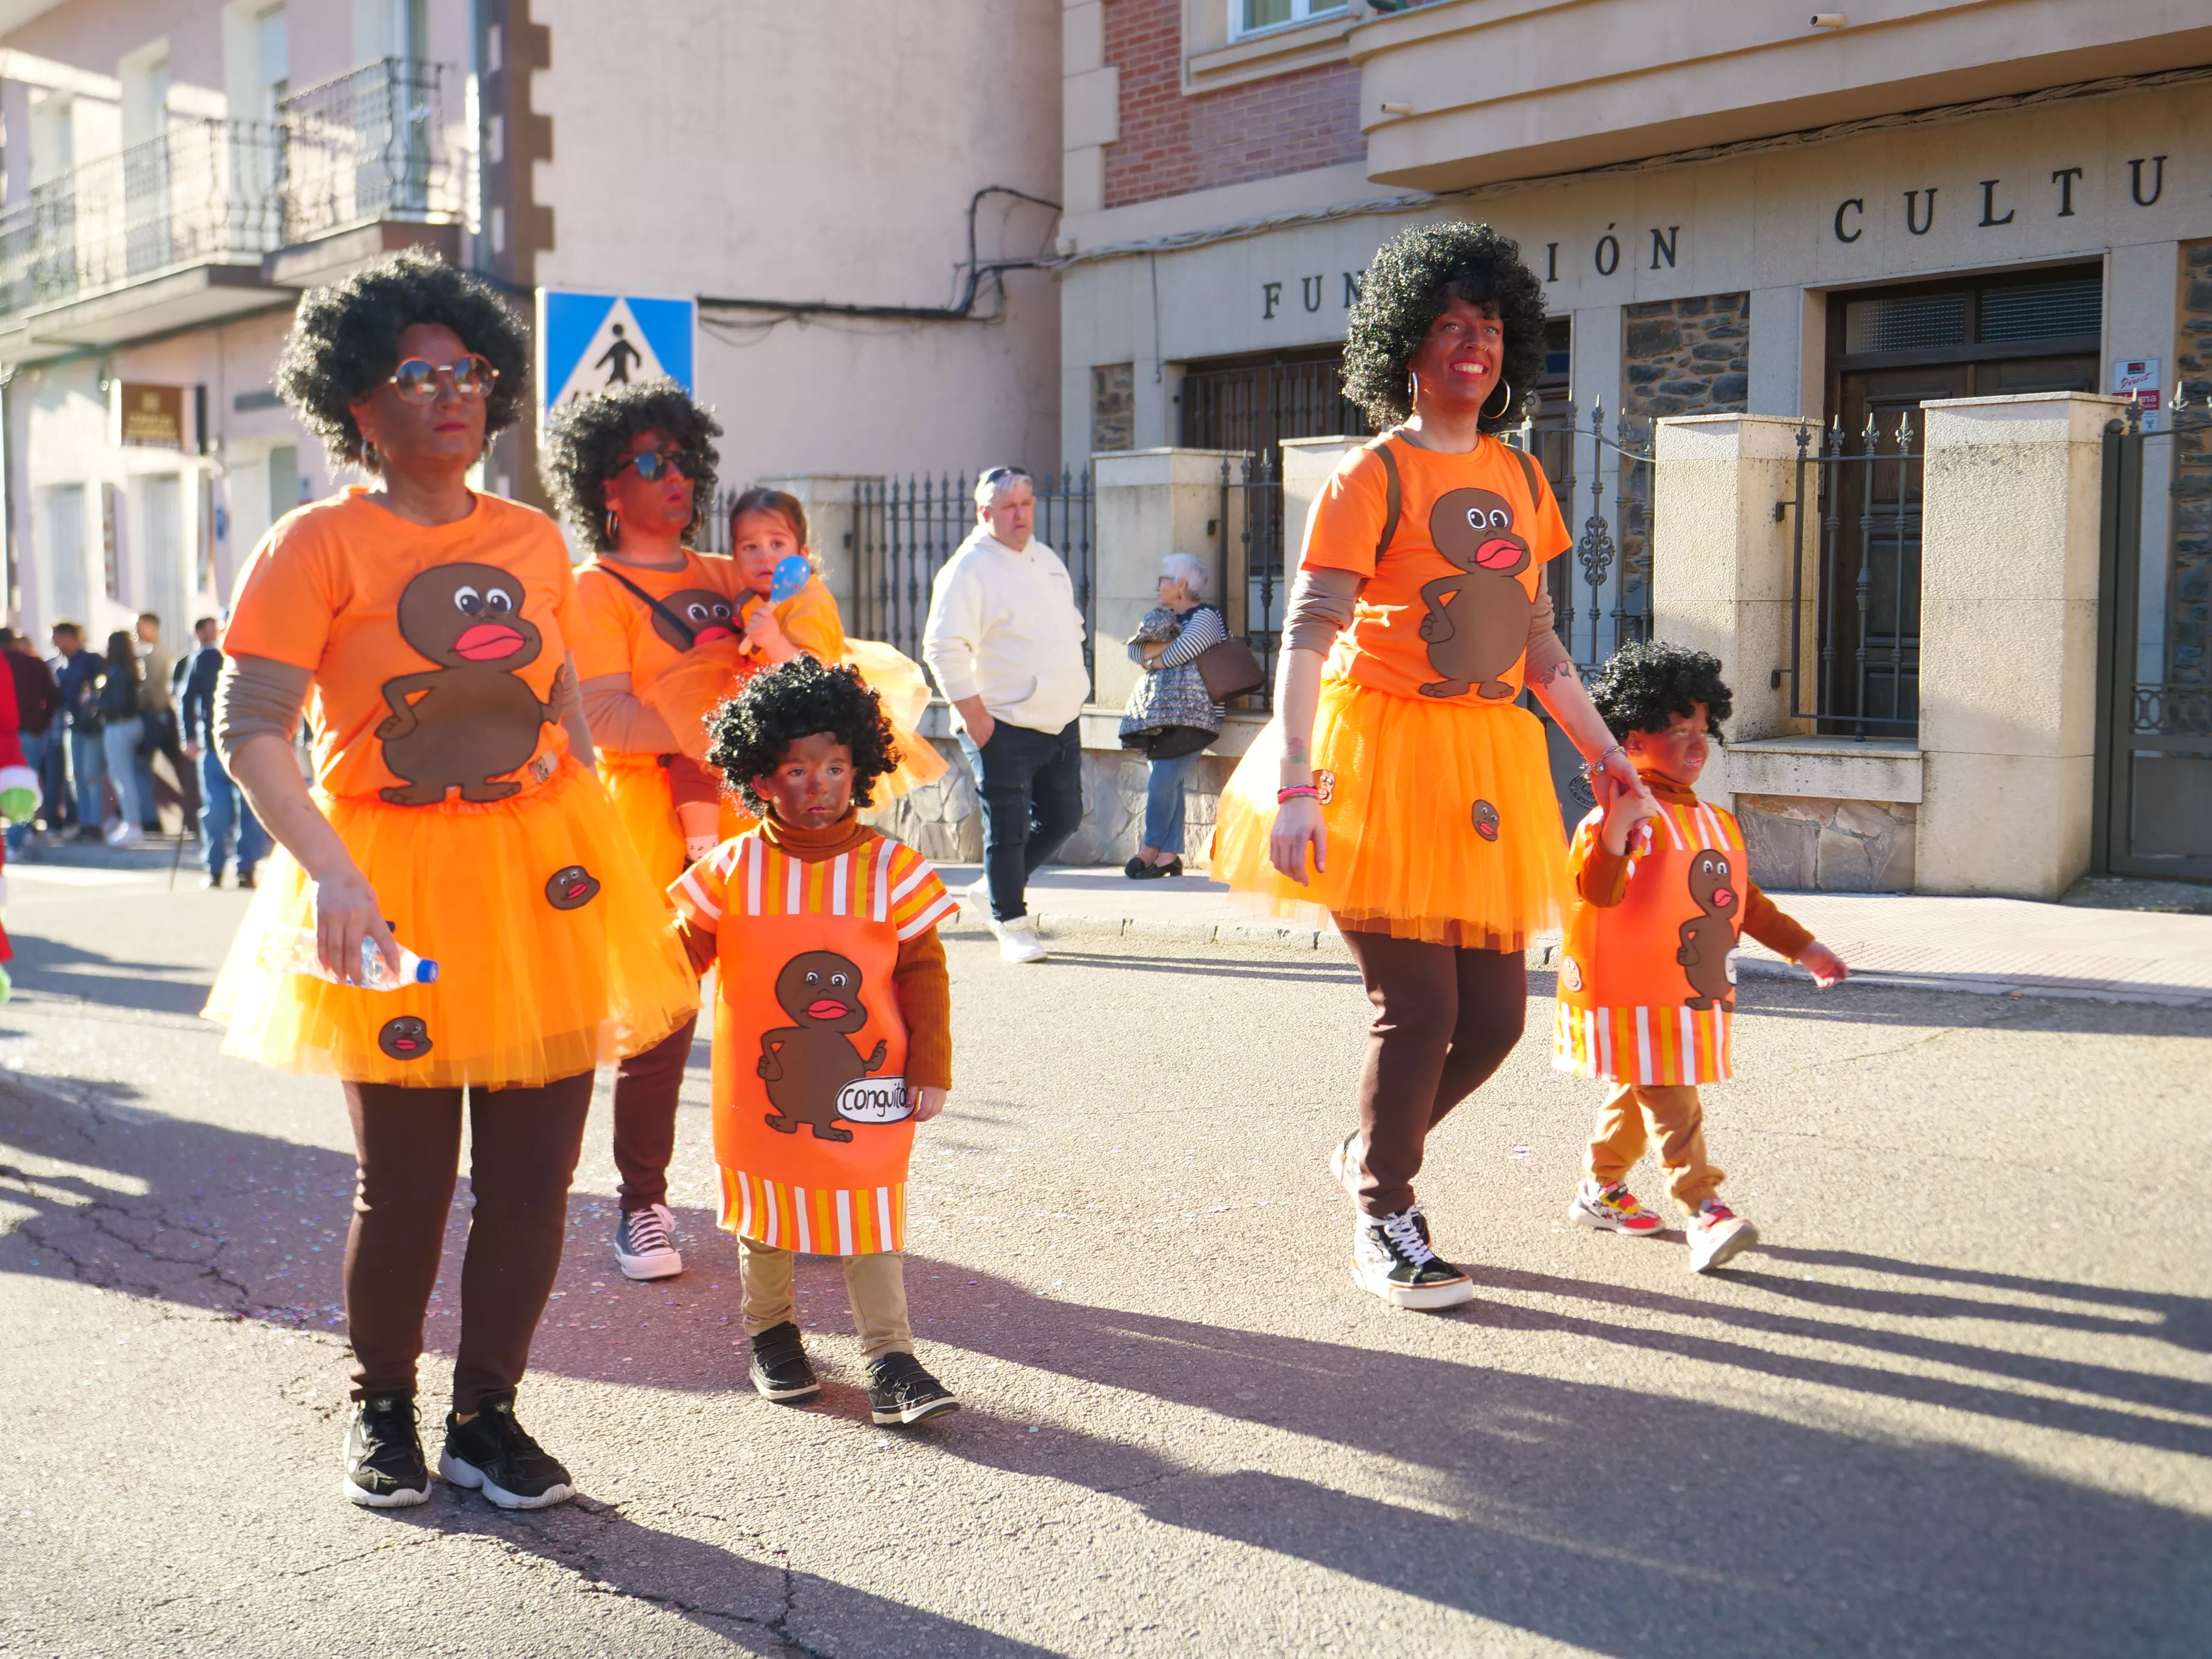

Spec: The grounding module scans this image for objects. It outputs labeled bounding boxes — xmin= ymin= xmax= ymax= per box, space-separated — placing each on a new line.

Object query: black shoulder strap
xmin=1365 ymin=433 xmax=1402 ymax=560
xmin=598 ymin=563 xmax=697 ymax=650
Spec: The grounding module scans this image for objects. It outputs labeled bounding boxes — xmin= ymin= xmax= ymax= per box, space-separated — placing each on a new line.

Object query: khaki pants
xmin=1586 ymin=1082 xmax=1725 ymax=1212
xmin=738 ymin=1238 xmax=912 ymax=1361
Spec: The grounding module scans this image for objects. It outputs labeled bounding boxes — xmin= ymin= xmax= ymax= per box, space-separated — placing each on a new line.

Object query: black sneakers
xmin=748 ymin=1320 xmax=821 ymax=1402
xmin=439 ymin=1391 xmax=575 ymax=1510
xmin=1350 ymin=1201 xmax=1475 ymax=1310
xmin=868 ymin=1352 xmax=960 ymax=1425
xmin=344 ymin=1393 xmax=430 ymax=1508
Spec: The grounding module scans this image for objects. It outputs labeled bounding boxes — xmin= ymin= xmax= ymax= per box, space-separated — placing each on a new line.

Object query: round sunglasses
xmin=384 ymin=354 xmax=498 ymax=403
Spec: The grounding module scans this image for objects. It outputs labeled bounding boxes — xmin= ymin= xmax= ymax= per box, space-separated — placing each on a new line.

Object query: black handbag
xmin=1141 ymin=723 xmax=1215 ymax=760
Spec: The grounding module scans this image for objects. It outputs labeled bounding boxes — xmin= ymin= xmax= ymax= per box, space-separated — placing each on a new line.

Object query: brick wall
xmin=1102 ymin=0 xmax=1366 ymax=210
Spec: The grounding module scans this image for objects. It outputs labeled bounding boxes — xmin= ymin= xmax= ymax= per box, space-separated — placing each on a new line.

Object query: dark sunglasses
xmin=385 ymin=354 xmax=497 ymax=402
xmin=614 ymin=450 xmax=693 ymax=483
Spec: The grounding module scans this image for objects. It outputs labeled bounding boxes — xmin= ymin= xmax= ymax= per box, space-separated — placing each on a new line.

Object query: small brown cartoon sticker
xmin=545 ymin=864 xmax=601 ymax=910
xmin=1559 ymin=956 xmax=1584 ymax=993
xmin=1313 ymin=768 xmax=1336 ymax=804
xmin=378 ymin=1015 xmax=433 ymax=1061
xmin=1471 ymin=799 xmax=1499 ymax=841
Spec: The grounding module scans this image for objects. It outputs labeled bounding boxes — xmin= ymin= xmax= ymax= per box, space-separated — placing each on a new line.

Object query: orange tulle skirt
xmin=204 ymin=757 xmax=698 ymax=1088
xmin=1210 ymin=676 xmax=1568 ymax=949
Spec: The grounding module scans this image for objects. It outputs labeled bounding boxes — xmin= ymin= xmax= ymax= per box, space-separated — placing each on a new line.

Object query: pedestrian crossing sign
xmin=534 ymin=289 xmax=697 ymax=420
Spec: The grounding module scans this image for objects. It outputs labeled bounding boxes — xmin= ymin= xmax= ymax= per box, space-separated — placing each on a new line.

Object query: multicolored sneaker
xmin=1350 ymin=1202 xmax=1474 ymax=1310
xmin=1567 ymin=1179 xmax=1665 ymax=1237
xmin=1686 ymin=1198 xmax=1759 ymax=1273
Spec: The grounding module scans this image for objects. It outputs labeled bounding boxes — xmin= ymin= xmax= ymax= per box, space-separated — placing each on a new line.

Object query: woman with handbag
xmin=1118 ymin=553 xmax=1231 ymax=878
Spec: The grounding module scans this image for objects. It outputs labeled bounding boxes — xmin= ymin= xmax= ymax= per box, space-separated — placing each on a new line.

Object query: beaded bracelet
xmin=1277 ymin=785 xmax=1321 ymax=803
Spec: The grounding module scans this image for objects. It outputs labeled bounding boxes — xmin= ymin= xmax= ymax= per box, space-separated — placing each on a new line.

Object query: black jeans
xmin=958 ymin=717 xmax=1083 ymax=921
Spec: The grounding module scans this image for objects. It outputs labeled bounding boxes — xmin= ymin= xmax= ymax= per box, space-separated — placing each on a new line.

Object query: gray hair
xmin=973 ymin=464 xmax=1034 ymax=511
xmin=1159 ymin=551 xmax=1208 ymax=597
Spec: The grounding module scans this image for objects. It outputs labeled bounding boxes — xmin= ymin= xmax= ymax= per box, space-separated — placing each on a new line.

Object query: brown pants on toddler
xmin=1586 ymin=1082 xmax=1725 ymax=1211
xmin=738 ymin=1239 xmax=912 ymax=1362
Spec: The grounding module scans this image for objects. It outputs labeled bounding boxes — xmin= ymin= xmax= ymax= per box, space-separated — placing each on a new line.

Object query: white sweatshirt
xmin=922 ymin=530 xmax=1090 ymax=735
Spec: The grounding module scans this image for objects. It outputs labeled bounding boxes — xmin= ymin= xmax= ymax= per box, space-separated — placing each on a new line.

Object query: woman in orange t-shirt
xmin=544 ymin=380 xmax=749 ymax=1286
xmin=1212 ymin=222 xmax=1648 ymax=1312
xmin=204 ymin=250 xmax=695 ymax=1513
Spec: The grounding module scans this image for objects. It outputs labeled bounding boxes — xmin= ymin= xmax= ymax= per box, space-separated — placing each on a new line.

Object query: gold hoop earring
xmin=1407 ymin=369 xmax=1418 ymax=409
xmin=605 ymin=509 xmax=620 ymax=545
xmin=1481 ymin=377 xmax=1513 ymax=421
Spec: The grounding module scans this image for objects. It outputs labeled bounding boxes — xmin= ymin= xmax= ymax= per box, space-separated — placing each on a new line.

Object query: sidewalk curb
xmin=946 ymin=902 xmax=2212 ymax=1008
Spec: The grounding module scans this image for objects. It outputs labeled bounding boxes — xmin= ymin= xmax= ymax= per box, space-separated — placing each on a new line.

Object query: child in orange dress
xmin=669 ymin=655 xmax=962 ymax=1424
xmin=1553 ymin=642 xmax=1848 ymax=1272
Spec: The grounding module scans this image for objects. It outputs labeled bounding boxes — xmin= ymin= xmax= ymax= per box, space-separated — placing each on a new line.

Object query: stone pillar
xmin=1281 ymin=434 xmax=1358 ymax=573
xmin=755 ymin=474 xmax=874 ymax=617
xmin=1916 ymin=392 xmax=2121 ymax=898
xmin=1090 ymin=448 xmax=1243 ymax=712
xmin=1649 ymin=412 xmax=1808 ymax=802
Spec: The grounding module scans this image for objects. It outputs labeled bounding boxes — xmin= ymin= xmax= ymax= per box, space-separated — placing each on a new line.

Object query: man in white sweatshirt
xmin=922 ymin=466 xmax=1091 ymax=962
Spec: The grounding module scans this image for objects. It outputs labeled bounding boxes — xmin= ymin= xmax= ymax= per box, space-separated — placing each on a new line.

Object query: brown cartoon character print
xmin=545 ymin=864 xmax=600 ymax=910
xmin=1676 ymin=849 xmax=1740 ymax=1011
xmin=1415 ymin=487 xmax=1534 ymax=701
xmin=1471 ymin=799 xmax=1500 ymax=841
xmin=378 ymin=1015 xmax=432 ymax=1061
xmin=375 ymin=563 xmax=562 ymax=806
xmin=756 ymin=949 xmax=888 ymax=1142
xmin=648 ymin=589 xmax=738 ymax=653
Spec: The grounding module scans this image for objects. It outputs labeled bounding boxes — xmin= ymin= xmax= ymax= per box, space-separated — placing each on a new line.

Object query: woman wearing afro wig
xmin=1212 ymin=220 xmax=1650 ymax=1310
xmin=205 ymin=248 xmax=696 ymax=1510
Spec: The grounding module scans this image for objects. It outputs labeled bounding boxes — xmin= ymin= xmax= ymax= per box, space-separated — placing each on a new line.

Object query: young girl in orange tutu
xmin=1211 ymin=221 xmax=1649 ymax=1310
xmin=205 ymin=250 xmax=695 ymax=1510
xmin=544 ymin=379 xmax=744 ymax=1285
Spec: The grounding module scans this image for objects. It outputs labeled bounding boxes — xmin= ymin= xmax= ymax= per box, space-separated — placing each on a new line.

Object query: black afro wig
xmin=705 ymin=655 xmax=902 ymax=818
xmin=275 ymin=246 xmax=530 ymax=471
xmin=541 ymin=379 xmax=724 ymax=552
xmin=1341 ymin=220 xmax=1548 ymax=432
xmin=1587 ymin=639 xmax=1733 ymax=742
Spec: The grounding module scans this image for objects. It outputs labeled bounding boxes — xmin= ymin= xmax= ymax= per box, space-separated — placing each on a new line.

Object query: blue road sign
xmin=535 ymin=290 xmax=697 ymax=418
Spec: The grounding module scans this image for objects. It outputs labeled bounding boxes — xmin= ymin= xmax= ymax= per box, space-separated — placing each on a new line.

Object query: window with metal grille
xmin=1980 ymin=278 xmax=2101 ymax=342
xmin=1845 ymin=292 xmax=1968 ymax=355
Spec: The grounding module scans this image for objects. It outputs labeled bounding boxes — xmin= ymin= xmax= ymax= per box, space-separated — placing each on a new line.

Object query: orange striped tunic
xmin=1553 ymin=796 xmax=1750 ymax=1086
xmin=672 ymin=827 xmax=955 ymax=1254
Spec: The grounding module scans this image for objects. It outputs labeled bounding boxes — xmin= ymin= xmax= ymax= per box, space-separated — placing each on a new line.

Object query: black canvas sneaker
xmin=868 ymin=1352 xmax=960 ymax=1425
xmin=1351 ymin=1202 xmax=1475 ymax=1310
xmin=439 ymin=1391 xmax=575 ymax=1510
xmin=344 ymin=1392 xmax=431 ymax=1508
xmin=748 ymin=1320 xmax=821 ymax=1403
xmin=614 ymin=1202 xmax=683 ymax=1281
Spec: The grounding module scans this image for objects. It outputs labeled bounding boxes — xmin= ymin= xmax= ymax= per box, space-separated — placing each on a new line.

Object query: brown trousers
xmin=1586 ymin=1082 xmax=1725 ymax=1211
xmin=342 ymin=1073 xmax=592 ymax=1412
xmin=738 ymin=1239 xmax=913 ymax=1362
xmin=1338 ymin=928 xmax=1527 ymax=1217
xmin=611 ymin=1013 xmax=697 ymax=1212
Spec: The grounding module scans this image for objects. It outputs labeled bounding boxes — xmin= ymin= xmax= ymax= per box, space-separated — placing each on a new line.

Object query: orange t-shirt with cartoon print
xmin=223 ymin=489 xmax=583 ymax=804
xmin=1301 ymin=433 xmax=1571 ymax=706
xmin=573 ymin=549 xmax=749 ymax=714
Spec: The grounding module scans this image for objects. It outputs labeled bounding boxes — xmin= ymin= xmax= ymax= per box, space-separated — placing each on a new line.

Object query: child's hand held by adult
xmin=1800 ymin=940 xmax=1848 ymax=988
xmin=1600 ymin=785 xmax=1658 ymax=855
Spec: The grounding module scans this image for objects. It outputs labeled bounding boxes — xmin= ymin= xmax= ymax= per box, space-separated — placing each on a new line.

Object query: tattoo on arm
xmin=1285 ymin=737 xmax=1309 ymax=763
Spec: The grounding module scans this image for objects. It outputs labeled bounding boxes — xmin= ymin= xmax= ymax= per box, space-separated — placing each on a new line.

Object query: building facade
xmin=0 ymin=0 xmax=1061 ymax=647
xmin=1054 ymin=0 xmax=2212 ymax=892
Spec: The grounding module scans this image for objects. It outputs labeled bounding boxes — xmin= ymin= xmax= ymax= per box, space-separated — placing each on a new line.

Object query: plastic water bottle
xmin=262 ymin=926 xmax=439 ymax=990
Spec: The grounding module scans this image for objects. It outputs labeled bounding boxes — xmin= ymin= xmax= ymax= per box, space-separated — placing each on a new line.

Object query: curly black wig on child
xmin=1340 ymin=220 xmax=1548 ymax=433
xmin=704 ymin=655 xmax=902 ymax=818
xmin=274 ymin=246 xmax=530 ymax=471
xmin=1587 ymin=639 xmax=1734 ymax=742
xmin=541 ymin=379 xmax=724 ymax=552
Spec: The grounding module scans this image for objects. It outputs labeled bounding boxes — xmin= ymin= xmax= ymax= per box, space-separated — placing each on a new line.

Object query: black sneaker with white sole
xmin=344 ymin=1392 xmax=431 ymax=1508
xmin=868 ymin=1352 xmax=960 ymax=1425
xmin=1351 ymin=1202 xmax=1475 ymax=1310
xmin=439 ymin=1391 xmax=575 ymax=1510
xmin=748 ymin=1320 xmax=821 ymax=1402
xmin=614 ymin=1202 xmax=683 ymax=1281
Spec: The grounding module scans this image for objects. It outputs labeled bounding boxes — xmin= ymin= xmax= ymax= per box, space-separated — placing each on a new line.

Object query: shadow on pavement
xmin=8 ymin=937 xmax=220 ymax=1018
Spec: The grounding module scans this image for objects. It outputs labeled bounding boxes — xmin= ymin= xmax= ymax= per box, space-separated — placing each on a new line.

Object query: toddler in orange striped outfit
xmin=670 ymin=655 xmax=962 ymax=1424
xmin=1553 ymin=642 xmax=1847 ymax=1272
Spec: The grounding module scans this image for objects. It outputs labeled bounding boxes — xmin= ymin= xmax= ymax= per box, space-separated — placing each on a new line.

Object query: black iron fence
xmin=276 ymin=58 xmax=460 ymax=244
xmin=1784 ymin=414 xmax=1926 ymax=741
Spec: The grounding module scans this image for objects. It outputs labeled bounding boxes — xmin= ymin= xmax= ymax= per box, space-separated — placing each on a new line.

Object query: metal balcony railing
xmin=277 ymin=58 xmax=461 ymax=245
xmin=0 ymin=59 xmax=459 ymax=327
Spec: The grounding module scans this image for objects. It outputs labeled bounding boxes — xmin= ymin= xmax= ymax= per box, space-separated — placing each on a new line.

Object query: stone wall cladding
xmin=1620 ymin=293 xmax=1752 ymax=423
xmin=2171 ymin=240 xmax=2211 ymax=684
xmin=1092 ymin=363 xmax=1135 ymax=455
xmin=1736 ymin=794 xmax=1916 ymax=893
xmin=1102 ymin=0 xmax=1365 ymax=210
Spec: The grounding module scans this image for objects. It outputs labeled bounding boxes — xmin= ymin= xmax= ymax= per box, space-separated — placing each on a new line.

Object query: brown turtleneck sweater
xmin=1574 ymin=769 xmax=1814 ymax=962
xmin=675 ymin=810 xmax=953 ymax=1091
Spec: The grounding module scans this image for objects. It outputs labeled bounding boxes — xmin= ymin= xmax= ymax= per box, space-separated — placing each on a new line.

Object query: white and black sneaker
xmin=614 ymin=1203 xmax=682 ymax=1281
xmin=748 ymin=1320 xmax=820 ymax=1403
xmin=1351 ymin=1203 xmax=1475 ymax=1310
xmin=343 ymin=1392 xmax=431 ymax=1508
xmin=439 ymin=1391 xmax=575 ymax=1510
xmin=868 ymin=1352 xmax=960 ymax=1425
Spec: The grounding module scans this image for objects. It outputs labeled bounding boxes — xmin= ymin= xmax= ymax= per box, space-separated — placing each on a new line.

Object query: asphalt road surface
xmin=2 ymin=858 xmax=2207 ymax=1657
